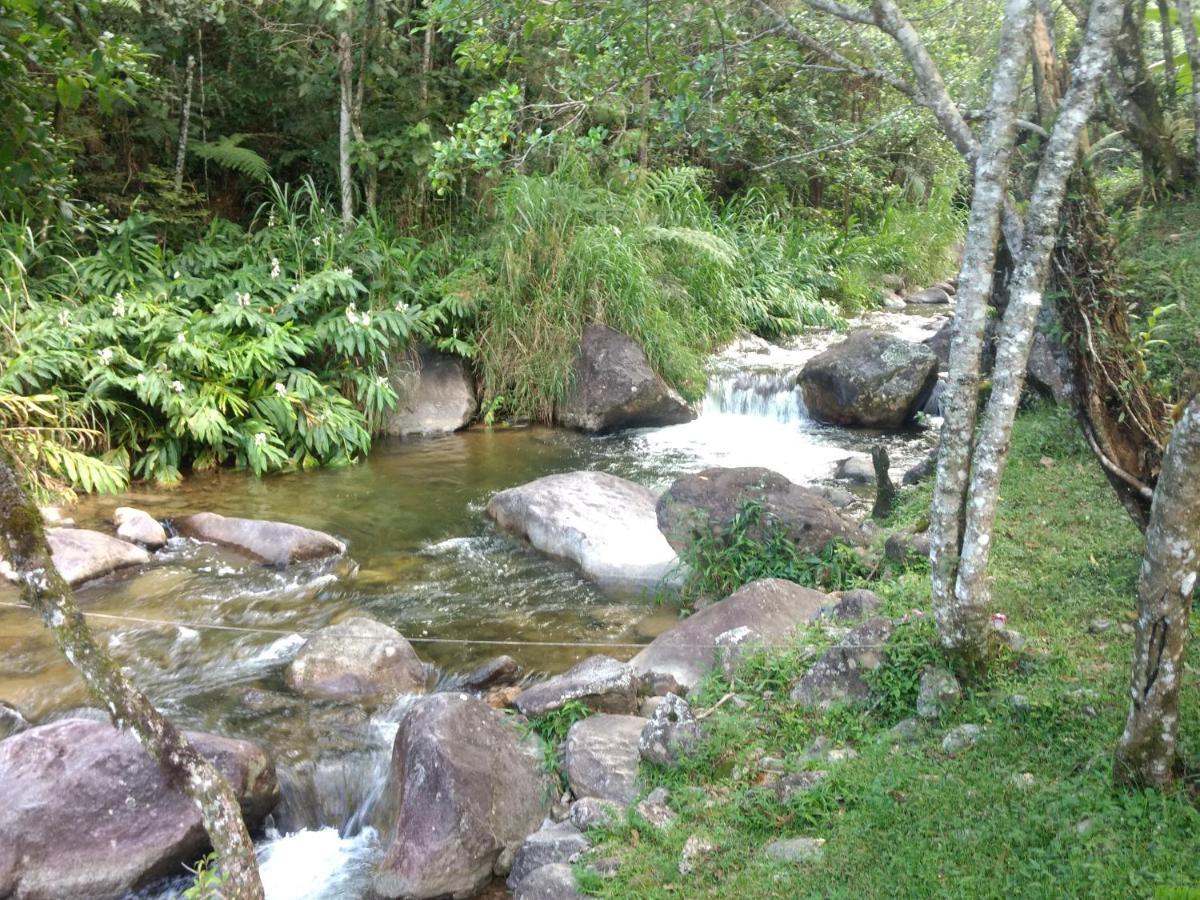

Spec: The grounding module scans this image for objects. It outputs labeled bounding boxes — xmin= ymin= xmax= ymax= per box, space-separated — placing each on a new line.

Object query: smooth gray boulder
xmin=656 ymin=467 xmax=862 ymax=557
xmin=372 ymin=693 xmax=553 ymax=900
xmin=460 ymin=655 xmax=521 ymax=691
xmin=514 ymin=655 xmax=637 ymax=717
xmin=507 ymin=821 xmax=590 ymax=891
xmin=790 ymin=617 xmax=894 ymax=708
xmin=799 ymin=331 xmax=939 ymax=429
xmin=112 ymin=507 xmax=167 ymax=550
xmin=0 ymin=718 xmax=279 ymax=900
xmin=904 ymin=286 xmax=952 ymax=305
xmin=834 ymin=455 xmax=875 ymax=485
xmin=285 ymin=617 xmax=430 ymax=704
xmin=384 ymin=346 xmax=477 ymax=436
xmin=639 ymin=693 xmax=703 ymax=765
xmin=172 ymin=512 xmax=345 ymax=566
xmin=631 ymin=579 xmax=828 ymax=694
xmin=564 ymin=714 xmax=647 ymax=805
xmin=556 ymin=323 xmax=695 ymax=433
xmin=487 ymin=470 xmax=678 ymax=586
xmin=513 ymin=863 xmax=586 ymax=900
xmin=41 ymin=527 xmax=149 ymax=586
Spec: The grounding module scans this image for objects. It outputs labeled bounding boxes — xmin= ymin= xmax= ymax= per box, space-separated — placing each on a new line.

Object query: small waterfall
xmin=703 ymin=370 xmax=805 ymax=424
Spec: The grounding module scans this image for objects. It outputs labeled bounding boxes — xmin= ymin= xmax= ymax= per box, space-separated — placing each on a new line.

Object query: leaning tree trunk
xmin=173 ymin=54 xmax=196 ymax=193
xmin=1113 ymin=395 xmax=1200 ymax=788
xmin=0 ymin=456 xmax=264 ymax=899
xmin=948 ymin=0 xmax=1125 ymax=658
xmin=338 ymin=28 xmax=355 ymax=230
xmin=1178 ymin=0 xmax=1200 ymax=165
xmin=928 ymin=0 xmax=1033 ymax=651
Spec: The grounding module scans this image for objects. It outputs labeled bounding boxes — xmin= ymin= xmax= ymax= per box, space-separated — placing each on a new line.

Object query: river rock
xmin=639 ymin=693 xmax=703 ymax=765
xmin=0 ymin=701 xmax=29 ymax=741
xmin=285 ymin=617 xmax=429 ymax=704
xmin=507 ymin=821 xmax=590 ymax=891
xmin=172 ymin=512 xmax=345 ymax=566
xmin=514 ymin=655 xmax=637 ymax=717
xmin=799 ymin=331 xmax=939 ymax=429
xmin=384 ymin=346 xmax=477 ymax=436
xmin=460 ymin=655 xmax=522 ymax=691
xmin=656 ymin=467 xmax=861 ymax=556
xmin=715 ymin=625 xmax=762 ymax=679
xmin=112 ymin=507 xmax=168 ymax=550
xmin=513 ymin=863 xmax=586 ymax=900
xmin=834 ymin=455 xmax=875 ymax=485
xmin=905 ymin=286 xmax=952 ymax=305
xmin=568 ymin=797 xmax=620 ymax=831
xmin=829 ymin=588 xmax=882 ymax=621
xmin=903 ymin=450 xmax=938 ymax=486
xmin=1025 ymin=330 xmax=1071 ymax=402
xmin=41 ymin=527 xmax=150 ymax=586
xmin=556 ymin=324 xmax=695 ymax=433
xmin=942 ymin=723 xmax=983 ymax=754
xmin=885 ymin=529 xmax=932 ymax=563
xmin=916 ymin=667 xmax=962 ymax=719
xmin=790 ymin=617 xmax=893 ymax=708
xmin=487 ymin=470 xmax=678 ymax=585
xmin=0 ymin=718 xmax=278 ymax=900
xmin=564 ymin=714 xmax=647 ymax=805
xmin=631 ymin=579 xmax=827 ymax=694
xmin=635 ymin=786 xmax=675 ymax=829
xmin=372 ymin=693 xmax=553 ymax=900
xmin=881 ymin=274 xmax=906 ymax=292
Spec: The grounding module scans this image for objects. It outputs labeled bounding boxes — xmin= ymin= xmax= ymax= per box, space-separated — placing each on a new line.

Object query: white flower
xmin=136 ymin=373 xmax=146 ymax=385
xmin=375 ymin=375 xmax=388 ymax=387
xmin=345 ymin=304 xmax=360 ymax=326
xmin=57 ymin=310 xmax=70 ymax=326
xmin=170 ymin=380 xmax=185 ymax=394
xmin=394 ymin=301 xmax=411 ymax=314
xmin=237 ymin=292 xmax=251 ymax=307
xmin=173 ymin=271 xmax=182 ymax=280
xmin=340 ymin=266 xmax=353 ymax=278
xmin=253 ymin=432 xmax=268 ymax=447
xmin=270 ymin=258 xmax=281 ymax=279
xmin=311 ymin=236 xmax=321 ymax=246
xmin=112 ymin=293 xmax=126 ymax=317
xmin=274 ymin=382 xmax=287 ymax=396
xmin=359 ymin=312 xmax=370 ymax=327
xmin=176 ymin=332 xmax=186 ymax=344
xmin=97 ymin=348 xmax=114 ymax=365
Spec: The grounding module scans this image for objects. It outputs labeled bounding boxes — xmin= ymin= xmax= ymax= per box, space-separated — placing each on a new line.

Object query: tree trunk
xmin=1158 ymin=0 xmax=1178 ymax=102
xmin=949 ymin=0 xmax=1126 ymax=657
xmin=1178 ymin=0 xmax=1200 ymax=164
xmin=353 ymin=0 xmax=378 ymax=214
xmin=1113 ymin=395 xmax=1200 ymax=788
xmin=0 ymin=455 xmax=264 ymax=898
xmin=338 ymin=29 xmax=355 ymax=229
xmin=173 ymin=54 xmax=196 ymax=193
xmin=928 ymin=0 xmax=1032 ymax=652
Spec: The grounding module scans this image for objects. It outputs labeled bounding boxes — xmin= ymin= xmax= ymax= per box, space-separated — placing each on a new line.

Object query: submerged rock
xmin=372 ymin=693 xmax=553 ymax=900
xmin=112 ymin=507 xmax=168 ymax=550
xmin=486 ymin=470 xmax=678 ymax=586
xmin=285 ymin=617 xmax=430 ymax=704
xmin=514 ymin=654 xmax=637 ymax=717
xmin=631 ymin=578 xmax=827 ymax=694
xmin=564 ymin=714 xmax=647 ymax=805
xmin=798 ymin=331 xmax=939 ymax=429
xmin=656 ymin=466 xmax=861 ymax=557
xmin=41 ymin=527 xmax=150 ymax=586
xmin=790 ymin=617 xmax=893 ymax=708
xmin=384 ymin=345 xmax=478 ymax=436
xmin=0 ymin=718 xmax=278 ymax=900
xmin=556 ymin=323 xmax=695 ymax=433
xmin=172 ymin=511 xmax=345 ymax=566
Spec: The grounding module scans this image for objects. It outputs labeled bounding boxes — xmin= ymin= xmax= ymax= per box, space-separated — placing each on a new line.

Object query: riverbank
xmin=577 ymin=404 xmax=1200 ymax=897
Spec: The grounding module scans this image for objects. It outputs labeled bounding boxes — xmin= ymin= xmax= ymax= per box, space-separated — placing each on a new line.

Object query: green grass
xmin=582 ymin=406 xmax=1200 ymax=898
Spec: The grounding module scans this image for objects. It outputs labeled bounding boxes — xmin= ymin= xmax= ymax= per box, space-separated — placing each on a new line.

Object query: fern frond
xmin=189 ymin=135 xmax=270 ymax=183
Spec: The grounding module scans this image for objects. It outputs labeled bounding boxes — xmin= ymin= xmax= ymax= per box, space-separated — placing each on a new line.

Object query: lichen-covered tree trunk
xmin=1178 ymin=0 xmax=1200 ymax=164
xmin=928 ymin=0 xmax=1032 ymax=651
xmin=338 ymin=28 xmax=355 ymax=229
xmin=949 ymin=0 xmax=1126 ymax=656
xmin=1158 ymin=0 xmax=1179 ymax=101
xmin=173 ymin=54 xmax=196 ymax=193
xmin=1113 ymin=396 xmax=1200 ymax=788
xmin=0 ymin=454 xmax=264 ymax=899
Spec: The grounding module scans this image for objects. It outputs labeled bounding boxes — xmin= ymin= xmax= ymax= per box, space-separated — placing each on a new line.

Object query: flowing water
xmin=0 ymin=311 xmax=946 ymax=899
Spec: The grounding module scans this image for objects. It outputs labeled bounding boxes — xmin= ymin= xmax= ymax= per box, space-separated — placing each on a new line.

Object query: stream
xmin=0 ymin=310 xmax=945 ymax=899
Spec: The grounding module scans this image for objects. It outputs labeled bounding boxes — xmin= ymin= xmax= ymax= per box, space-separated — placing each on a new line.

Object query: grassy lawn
xmin=580 ymin=406 xmax=1200 ymax=898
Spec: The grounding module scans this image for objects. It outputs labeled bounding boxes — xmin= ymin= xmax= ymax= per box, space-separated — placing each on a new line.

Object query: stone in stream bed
xmin=171 ymin=511 xmax=346 ymax=566
xmin=285 ymin=617 xmax=431 ymax=705
xmin=486 ymin=470 xmax=679 ymax=586
xmin=555 ymin=323 xmax=696 ymax=433
xmin=383 ymin=345 xmax=478 ymax=436
xmin=0 ymin=718 xmax=279 ymax=900
xmin=513 ymin=654 xmax=637 ymax=717
xmin=372 ymin=693 xmax=553 ymax=900
xmin=8 ymin=527 xmax=152 ymax=587
xmin=112 ymin=506 xmax=168 ymax=550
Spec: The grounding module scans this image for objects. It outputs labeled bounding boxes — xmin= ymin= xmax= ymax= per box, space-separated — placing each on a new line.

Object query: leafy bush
xmin=674 ymin=500 xmax=874 ymax=606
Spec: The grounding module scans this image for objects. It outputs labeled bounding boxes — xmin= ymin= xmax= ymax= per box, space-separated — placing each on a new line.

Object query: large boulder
xmin=487 ymin=471 xmax=678 ymax=585
xmin=41 ymin=528 xmax=150 ymax=586
xmin=656 ymin=467 xmax=861 ymax=557
xmin=630 ymin=579 xmax=828 ymax=694
xmin=556 ymin=324 xmax=695 ymax=433
xmin=112 ymin=507 xmax=168 ymax=550
xmin=513 ymin=655 xmax=637 ymax=717
xmin=798 ymin=330 xmax=938 ymax=429
xmin=372 ymin=693 xmax=553 ymax=900
xmin=384 ymin=346 xmax=478 ymax=436
xmin=564 ymin=714 xmax=647 ymax=805
xmin=0 ymin=718 xmax=279 ymax=900
xmin=285 ymin=617 xmax=430 ymax=704
xmin=172 ymin=512 xmax=345 ymax=566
